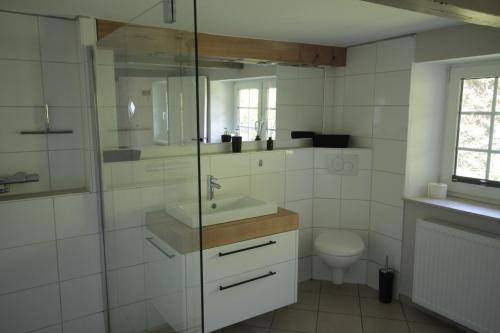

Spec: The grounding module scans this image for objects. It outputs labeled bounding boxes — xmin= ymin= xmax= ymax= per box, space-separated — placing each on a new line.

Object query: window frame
xmin=441 ymin=62 xmax=500 ymax=200
xmin=264 ymin=80 xmax=277 ymax=140
xmin=233 ymin=77 xmax=276 ymax=141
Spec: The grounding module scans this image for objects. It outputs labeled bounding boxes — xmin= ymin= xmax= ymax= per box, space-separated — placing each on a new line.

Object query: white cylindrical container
xmin=427 ymin=182 xmax=448 ymax=199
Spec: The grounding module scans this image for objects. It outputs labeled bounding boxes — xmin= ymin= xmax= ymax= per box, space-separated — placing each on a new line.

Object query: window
xmin=236 ymin=85 xmax=260 ymax=141
xmin=266 ymin=87 xmax=277 ymax=140
xmin=442 ymin=63 xmax=500 ymax=200
xmin=235 ymin=78 xmax=276 ymax=141
xmin=453 ymin=77 xmax=500 ymax=187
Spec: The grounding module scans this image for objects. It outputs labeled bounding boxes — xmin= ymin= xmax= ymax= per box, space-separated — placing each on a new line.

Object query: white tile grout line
xmin=400 ymin=302 xmax=413 ymax=333
xmin=269 ymin=308 xmax=277 ymax=333
xmin=24 ymin=310 xmax=106 ymax=333
xmin=34 ymin=16 xmax=54 ymax=195
xmin=0 ymin=229 xmax=102 ymax=252
xmin=0 ymin=270 xmax=104 ymax=298
xmin=51 ymin=196 xmax=66 ymax=329
xmin=314 ymin=283 xmax=322 ymax=333
xmin=370 ymin=199 xmax=404 ymax=210
xmin=357 ymin=285 xmax=366 ymax=333
xmin=0 ymin=57 xmax=81 ymax=65
xmin=25 ymin=323 xmax=62 ymax=333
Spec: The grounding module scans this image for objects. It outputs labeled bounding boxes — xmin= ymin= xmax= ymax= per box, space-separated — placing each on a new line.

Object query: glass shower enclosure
xmin=93 ymin=1 xmax=204 ymax=332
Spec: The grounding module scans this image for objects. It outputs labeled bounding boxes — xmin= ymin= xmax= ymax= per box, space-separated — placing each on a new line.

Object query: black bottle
xmin=221 ymin=128 xmax=231 ymax=143
xmin=266 ymin=137 xmax=273 ymax=151
xmin=232 ymin=129 xmax=242 ymax=153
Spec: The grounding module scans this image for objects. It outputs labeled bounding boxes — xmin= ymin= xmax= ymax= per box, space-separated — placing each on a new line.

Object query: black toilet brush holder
xmin=378 ymin=256 xmax=394 ymax=304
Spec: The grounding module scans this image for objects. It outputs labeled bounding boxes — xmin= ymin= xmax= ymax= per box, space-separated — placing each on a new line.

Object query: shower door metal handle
xmin=145 ymin=237 xmax=175 ymax=259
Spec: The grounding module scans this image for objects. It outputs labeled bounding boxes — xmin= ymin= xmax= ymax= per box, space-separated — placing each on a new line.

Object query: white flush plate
xmin=327 ymin=154 xmax=359 ymax=176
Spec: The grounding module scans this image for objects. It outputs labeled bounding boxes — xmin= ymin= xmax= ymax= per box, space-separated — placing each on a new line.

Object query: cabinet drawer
xmin=204 ymin=260 xmax=297 ymax=332
xmin=203 ymin=230 xmax=298 ymax=282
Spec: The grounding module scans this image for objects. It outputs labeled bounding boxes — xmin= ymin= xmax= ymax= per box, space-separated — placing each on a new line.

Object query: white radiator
xmin=413 ymin=219 xmax=500 ymax=333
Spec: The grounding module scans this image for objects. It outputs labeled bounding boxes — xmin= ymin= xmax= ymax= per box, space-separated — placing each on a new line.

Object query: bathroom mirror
xmin=113 ymin=59 xmax=277 ymax=147
xmin=96 ymin=22 xmax=326 ymax=152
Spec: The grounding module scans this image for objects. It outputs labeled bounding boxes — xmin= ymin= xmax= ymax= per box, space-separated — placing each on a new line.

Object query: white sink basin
xmin=165 ymin=195 xmax=278 ymax=228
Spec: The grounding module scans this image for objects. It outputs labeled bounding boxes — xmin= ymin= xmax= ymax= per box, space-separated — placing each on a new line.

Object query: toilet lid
xmin=315 ymin=230 xmax=364 ymax=257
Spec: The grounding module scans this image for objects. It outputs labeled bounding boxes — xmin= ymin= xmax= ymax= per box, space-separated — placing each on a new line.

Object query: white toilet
xmin=314 ymin=230 xmax=365 ymax=285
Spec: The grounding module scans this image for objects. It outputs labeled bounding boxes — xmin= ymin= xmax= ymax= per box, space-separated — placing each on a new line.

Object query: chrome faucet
xmin=207 ymin=175 xmax=221 ymax=200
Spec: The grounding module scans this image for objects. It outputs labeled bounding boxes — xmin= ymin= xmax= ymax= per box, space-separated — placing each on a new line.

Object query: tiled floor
xmin=219 ymin=280 xmax=468 ymax=333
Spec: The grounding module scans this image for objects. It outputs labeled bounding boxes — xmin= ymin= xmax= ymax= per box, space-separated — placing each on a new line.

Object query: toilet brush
xmin=378 ymin=255 xmax=394 ymax=303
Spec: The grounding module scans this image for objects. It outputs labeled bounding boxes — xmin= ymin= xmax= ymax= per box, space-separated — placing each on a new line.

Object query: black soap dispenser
xmin=266 ymin=136 xmax=273 ymax=151
xmin=221 ymin=128 xmax=231 ymax=143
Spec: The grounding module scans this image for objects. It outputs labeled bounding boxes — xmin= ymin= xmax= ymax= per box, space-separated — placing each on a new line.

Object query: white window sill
xmin=404 ymin=196 xmax=500 ymax=222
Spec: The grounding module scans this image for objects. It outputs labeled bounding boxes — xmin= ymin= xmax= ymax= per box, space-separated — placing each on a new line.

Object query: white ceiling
xmin=0 ymin=0 xmax=459 ymax=46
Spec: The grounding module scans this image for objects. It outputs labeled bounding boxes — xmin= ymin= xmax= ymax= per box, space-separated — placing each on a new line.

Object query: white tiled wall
xmin=276 ymin=66 xmax=324 ymax=140
xmin=0 ymin=13 xmax=104 ymax=332
xmin=103 ymin=148 xmax=316 ymax=289
xmin=101 ymin=152 xmax=202 ymax=332
xmin=284 ymin=149 xmax=314 ymax=281
xmin=323 ymin=36 xmax=415 ymax=293
xmin=104 ymin=147 xmax=378 ymax=288
xmin=311 ymin=148 xmax=372 ymax=284
xmin=211 ymin=149 xmax=315 ymax=281
xmin=0 ymin=15 xmax=414 ymax=332
xmin=0 ymin=193 xmax=105 ymax=333
xmin=0 ymin=12 xmax=90 ymax=196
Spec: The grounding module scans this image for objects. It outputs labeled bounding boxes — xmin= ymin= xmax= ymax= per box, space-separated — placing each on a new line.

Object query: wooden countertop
xmin=145 ymin=207 xmax=299 ymax=254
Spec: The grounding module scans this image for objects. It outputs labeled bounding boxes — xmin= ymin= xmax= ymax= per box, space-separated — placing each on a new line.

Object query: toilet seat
xmin=315 ymin=230 xmax=364 ymax=257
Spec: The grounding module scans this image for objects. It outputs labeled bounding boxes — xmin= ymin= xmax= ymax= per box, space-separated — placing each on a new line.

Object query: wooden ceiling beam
xmin=96 ymin=19 xmax=346 ymax=67
xmin=362 ymin=0 xmax=500 ymax=28
xmin=97 ymin=20 xmax=126 ymax=40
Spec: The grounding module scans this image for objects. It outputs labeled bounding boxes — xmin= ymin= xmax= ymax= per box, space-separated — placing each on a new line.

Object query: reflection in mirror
xmin=209 ymin=71 xmax=276 ymax=143
xmin=113 ymin=60 xmax=277 ymax=146
xmin=96 ymin=23 xmax=328 ymax=152
xmin=114 ymin=63 xmax=205 ymax=147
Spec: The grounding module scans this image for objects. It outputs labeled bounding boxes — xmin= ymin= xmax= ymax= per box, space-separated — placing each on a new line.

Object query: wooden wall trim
xmin=197 ymin=33 xmax=346 ymax=66
xmin=97 ymin=20 xmax=126 ymax=40
xmin=96 ymin=19 xmax=346 ymax=67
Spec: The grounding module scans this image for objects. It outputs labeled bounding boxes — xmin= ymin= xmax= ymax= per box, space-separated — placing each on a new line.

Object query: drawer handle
xmin=219 ymin=271 xmax=276 ymax=291
xmin=146 ymin=237 xmax=175 ymax=259
xmin=218 ymin=240 xmax=277 ymax=257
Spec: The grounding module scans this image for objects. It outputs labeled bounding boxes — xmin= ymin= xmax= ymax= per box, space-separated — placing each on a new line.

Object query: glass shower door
xmin=94 ymin=1 xmax=203 ymax=332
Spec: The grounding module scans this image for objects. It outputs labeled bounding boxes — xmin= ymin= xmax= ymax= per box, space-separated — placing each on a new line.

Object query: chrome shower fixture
xmin=0 ymin=172 xmax=40 ymax=194
xmin=20 ymin=104 xmax=73 ymax=135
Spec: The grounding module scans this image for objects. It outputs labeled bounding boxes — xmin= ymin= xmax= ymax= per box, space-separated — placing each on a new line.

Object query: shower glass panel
xmin=94 ymin=1 xmax=203 ymax=332
xmin=0 ymin=15 xmax=89 ymax=198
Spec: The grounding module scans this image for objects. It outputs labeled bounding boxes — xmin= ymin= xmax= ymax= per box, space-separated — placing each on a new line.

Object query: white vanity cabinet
xmin=203 ymin=230 xmax=298 ymax=332
xmin=144 ymin=229 xmax=187 ymax=332
xmin=144 ymin=230 xmax=203 ymax=333
xmin=144 ymin=228 xmax=298 ymax=333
